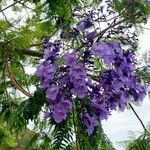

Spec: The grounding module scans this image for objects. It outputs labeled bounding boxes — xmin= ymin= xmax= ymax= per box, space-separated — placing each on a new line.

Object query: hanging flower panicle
xmin=36 ymin=14 xmax=146 ymax=136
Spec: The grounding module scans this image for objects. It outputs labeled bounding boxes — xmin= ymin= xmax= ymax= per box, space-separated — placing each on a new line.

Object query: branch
xmin=3 ymin=70 xmax=12 ymax=109
xmin=4 ymin=52 xmax=32 ymax=97
xmin=17 ymin=1 xmax=35 ymax=11
xmin=1 ymin=11 xmax=18 ymax=29
xmin=17 ymin=48 xmax=44 ymax=58
xmin=96 ymin=18 xmax=127 ymax=41
xmin=0 ymin=1 xmax=18 ymax=13
xmin=96 ymin=11 xmax=141 ymax=42
xmin=129 ymin=103 xmax=150 ymax=135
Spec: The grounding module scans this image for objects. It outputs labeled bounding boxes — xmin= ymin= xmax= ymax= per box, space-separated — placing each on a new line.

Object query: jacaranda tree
xmin=0 ymin=0 xmax=150 ymax=149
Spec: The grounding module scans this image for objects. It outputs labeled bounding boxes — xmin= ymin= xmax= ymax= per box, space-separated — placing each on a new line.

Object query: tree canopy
xmin=0 ymin=0 xmax=150 ymax=149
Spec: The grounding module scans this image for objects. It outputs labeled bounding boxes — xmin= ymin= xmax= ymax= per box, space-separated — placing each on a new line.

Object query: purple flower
xmin=86 ymin=30 xmax=97 ymax=40
xmin=46 ymin=84 xmax=59 ymax=101
xmin=52 ymin=110 xmax=68 ymax=123
xmin=91 ymin=42 xmax=114 ymax=66
xmin=36 ymin=64 xmax=45 ymax=78
xmin=103 ymin=55 xmax=114 ymax=67
xmin=108 ymin=41 xmax=122 ymax=54
xmin=36 ymin=64 xmax=56 ymax=80
xmin=124 ymin=51 xmax=135 ymax=63
xmin=121 ymin=62 xmax=134 ymax=73
xmin=69 ymin=63 xmax=87 ymax=98
xmin=107 ymin=100 xmax=118 ymax=111
xmin=111 ymin=78 xmax=123 ymax=92
xmin=92 ymin=42 xmax=112 ymax=57
xmin=64 ymin=51 xmax=77 ymax=66
xmin=118 ymin=92 xmax=130 ymax=111
xmin=44 ymin=64 xmax=56 ymax=79
xmin=36 ymin=38 xmax=147 ymax=135
xmin=77 ymin=19 xmax=92 ymax=31
xmin=70 ymin=75 xmax=85 ymax=85
xmin=114 ymin=68 xmax=128 ymax=83
xmin=136 ymin=84 xmax=147 ymax=101
xmin=44 ymin=48 xmax=56 ymax=61
xmin=55 ymin=97 xmax=72 ymax=111
xmin=52 ymin=99 xmax=72 ymax=123
xmin=70 ymin=63 xmax=86 ymax=78
xmin=92 ymin=102 xmax=110 ymax=120
xmin=41 ymin=78 xmax=50 ymax=89
xmin=59 ymin=74 xmax=70 ymax=85
xmin=71 ymin=82 xmax=87 ymax=98
xmin=43 ymin=41 xmax=60 ymax=61
xmin=83 ymin=113 xmax=98 ymax=135
xmin=60 ymin=99 xmax=72 ymax=110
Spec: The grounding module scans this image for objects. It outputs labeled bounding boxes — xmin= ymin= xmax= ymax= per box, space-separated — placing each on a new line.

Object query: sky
xmin=102 ymin=20 xmax=150 ymax=150
xmin=1 ymin=1 xmax=150 ymax=150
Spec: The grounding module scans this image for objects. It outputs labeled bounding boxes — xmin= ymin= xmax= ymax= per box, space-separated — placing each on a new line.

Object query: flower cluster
xmin=36 ymin=28 xmax=146 ymax=136
xmin=91 ymin=41 xmax=146 ymax=112
xmin=65 ymin=52 xmax=87 ymax=98
xmin=36 ymin=41 xmax=72 ymax=123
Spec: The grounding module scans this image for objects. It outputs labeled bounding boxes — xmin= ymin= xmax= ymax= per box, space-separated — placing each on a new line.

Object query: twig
xmin=18 ymin=1 xmax=35 ymax=11
xmin=129 ymin=103 xmax=150 ymax=136
xmin=1 ymin=11 xmax=18 ymax=30
xmin=138 ymin=25 xmax=150 ymax=31
xmin=17 ymin=61 xmax=31 ymax=94
xmin=96 ymin=18 xmax=127 ymax=41
xmin=0 ymin=1 xmax=18 ymax=13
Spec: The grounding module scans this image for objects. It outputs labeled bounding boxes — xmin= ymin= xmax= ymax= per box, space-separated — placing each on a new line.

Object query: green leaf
xmin=94 ymin=58 xmax=104 ymax=71
xmin=24 ymin=133 xmax=39 ymax=150
xmin=14 ymin=36 xmax=31 ymax=48
xmin=0 ymin=123 xmax=17 ymax=148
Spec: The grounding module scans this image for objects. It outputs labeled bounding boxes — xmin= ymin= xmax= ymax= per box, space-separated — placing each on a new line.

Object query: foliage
xmin=1 ymin=128 xmax=35 ymax=150
xmin=0 ymin=123 xmax=17 ymax=149
xmin=0 ymin=0 xmax=149 ymax=149
xmin=113 ymin=0 xmax=150 ymax=23
xmin=119 ymin=126 xmax=150 ymax=150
